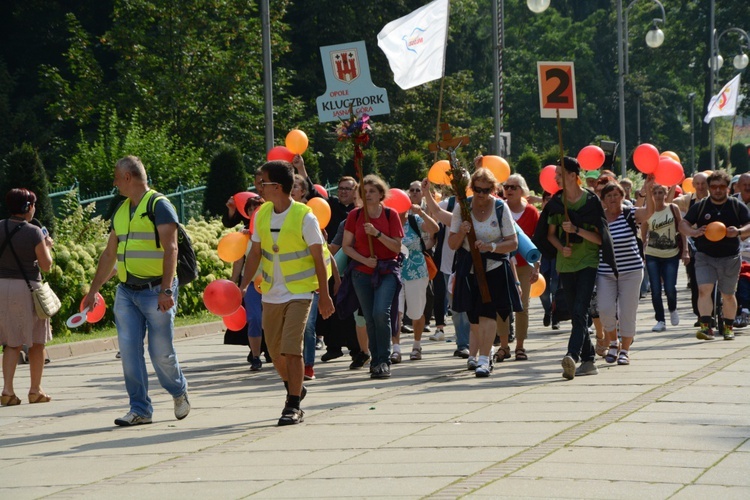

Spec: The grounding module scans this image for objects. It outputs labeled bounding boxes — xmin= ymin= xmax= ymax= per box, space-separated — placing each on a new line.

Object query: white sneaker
xmin=429 ymin=328 xmax=445 ymax=341
xmin=652 ymin=321 xmax=666 ymax=332
xmin=174 ymin=391 xmax=191 ymax=420
xmin=670 ymin=310 xmax=679 ymax=326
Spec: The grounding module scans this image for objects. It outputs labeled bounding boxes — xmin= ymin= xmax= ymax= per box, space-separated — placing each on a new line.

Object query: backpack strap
xmin=143 ymin=190 xmax=165 ymax=249
xmin=407 ymin=213 xmax=428 ymax=254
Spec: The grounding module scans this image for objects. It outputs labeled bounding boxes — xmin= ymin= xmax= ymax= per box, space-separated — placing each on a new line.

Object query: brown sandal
xmin=28 ymin=393 xmax=51 ymax=404
xmin=1 ymin=394 xmax=22 ymax=406
xmin=493 ymin=346 xmax=511 ymax=363
xmin=515 ymin=348 xmax=528 ymax=361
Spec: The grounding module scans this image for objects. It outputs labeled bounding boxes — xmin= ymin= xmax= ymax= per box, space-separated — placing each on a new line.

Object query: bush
xmin=1 ymin=144 xmax=55 ymax=234
xmin=48 ymin=193 xmax=235 ymax=335
xmin=515 ymin=148 xmax=542 ymax=193
xmin=730 ymin=142 xmax=749 ymax=174
xmin=203 ymin=145 xmax=248 ymax=217
xmin=393 ymin=150 xmax=426 ymax=189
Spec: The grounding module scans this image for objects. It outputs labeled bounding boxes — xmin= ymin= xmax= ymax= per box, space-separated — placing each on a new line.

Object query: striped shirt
xmin=598 ymin=210 xmax=643 ymax=275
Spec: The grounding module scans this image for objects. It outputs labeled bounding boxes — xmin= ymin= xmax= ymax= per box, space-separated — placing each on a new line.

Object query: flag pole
xmin=434 ymin=77 xmax=445 ymax=163
xmin=556 ymin=109 xmax=569 ymax=246
xmin=728 ymin=114 xmax=738 ymax=168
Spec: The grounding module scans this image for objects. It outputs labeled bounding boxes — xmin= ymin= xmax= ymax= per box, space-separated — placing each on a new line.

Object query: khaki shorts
xmin=262 ymin=300 xmax=312 ymax=359
xmin=695 ymin=252 xmax=741 ymax=295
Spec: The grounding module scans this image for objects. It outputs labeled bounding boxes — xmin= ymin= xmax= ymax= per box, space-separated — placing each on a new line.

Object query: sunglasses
xmin=472 ymin=186 xmax=493 ymax=195
xmin=504 ymin=185 xmax=520 ymax=191
xmin=408 ymin=188 xmax=422 ymax=193
xmin=337 ymin=186 xmax=354 ymax=191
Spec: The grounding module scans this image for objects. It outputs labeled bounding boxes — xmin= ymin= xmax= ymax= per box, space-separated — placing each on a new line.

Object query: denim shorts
xmin=695 ymin=252 xmax=741 ymax=295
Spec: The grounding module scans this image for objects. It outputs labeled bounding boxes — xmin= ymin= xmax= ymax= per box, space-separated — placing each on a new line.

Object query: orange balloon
xmin=682 ymin=177 xmax=695 ymax=194
xmin=705 ymin=221 xmax=726 ymax=242
xmin=307 ymin=197 xmax=331 ymax=229
xmin=529 ymin=274 xmax=546 ymax=299
xmin=428 ymin=160 xmax=452 ymax=185
xmin=285 ymin=129 xmax=309 ymax=155
xmin=217 ymin=232 xmax=250 ymax=263
xmin=481 ymin=155 xmax=511 ymax=183
xmin=465 ymin=186 xmax=474 ymax=197
xmin=661 ymin=151 xmax=680 ymax=163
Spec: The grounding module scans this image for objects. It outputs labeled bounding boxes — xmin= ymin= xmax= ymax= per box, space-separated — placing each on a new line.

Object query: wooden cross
xmin=428 ymin=123 xmax=470 ymax=152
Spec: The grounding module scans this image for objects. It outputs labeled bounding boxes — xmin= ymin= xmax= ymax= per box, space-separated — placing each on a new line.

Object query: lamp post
xmin=617 ymin=0 xmax=665 ymax=178
xmin=688 ymin=92 xmax=696 ymax=174
xmin=492 ymin=0 xmax=550 ymax=156
xmin=708 ymin=26 xmax=750 ymax=168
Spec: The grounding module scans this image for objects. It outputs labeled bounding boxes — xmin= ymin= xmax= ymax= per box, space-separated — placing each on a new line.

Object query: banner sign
xmin=316 ymin=41 xmax=390 ymax=123
xmin=537 ymin=61 xmax=577 ymax=119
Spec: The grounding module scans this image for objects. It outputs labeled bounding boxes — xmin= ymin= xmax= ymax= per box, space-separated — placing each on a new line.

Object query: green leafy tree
xmin=393 ymin=151 xmax=426 ymax=190
xmin=0 ymin=143 xmax=55 ymax=233
xmin=203 ymin=145 xmax=248 ymax=217
xmin=515 ymin=148 xmax=542 ymax=193
xmin=730 ymin=143 xmax=749 ymax=174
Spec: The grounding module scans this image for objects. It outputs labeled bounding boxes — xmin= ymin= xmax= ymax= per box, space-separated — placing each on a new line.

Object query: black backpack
xmin=144 ymin=192 xmax=199 ymax=286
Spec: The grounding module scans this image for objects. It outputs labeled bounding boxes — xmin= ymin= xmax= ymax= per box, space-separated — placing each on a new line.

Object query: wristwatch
xmin=162 ymin=288 xmax=174 ymax=297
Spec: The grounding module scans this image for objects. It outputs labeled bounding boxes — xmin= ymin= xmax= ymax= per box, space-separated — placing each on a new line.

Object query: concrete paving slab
xmin=670 ymin=484 xmax=750 ymax=499
xmin=469 ymin=477 xmax=682 ymax=498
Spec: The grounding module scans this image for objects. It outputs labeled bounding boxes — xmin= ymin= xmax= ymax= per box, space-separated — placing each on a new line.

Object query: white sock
xmin=413 ymin=341 xmax=421 ymax=350
xmin=477 ymin=355 xmax=489 ymax=367
xmin=392 ymin=343 xmax=401 ymax=354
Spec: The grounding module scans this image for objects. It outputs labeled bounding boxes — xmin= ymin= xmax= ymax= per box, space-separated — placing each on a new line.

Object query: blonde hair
xmin=470 ymin=168 xmax=499 ymax=191
xmin=363 ymin=174 xmax=389 ymax=201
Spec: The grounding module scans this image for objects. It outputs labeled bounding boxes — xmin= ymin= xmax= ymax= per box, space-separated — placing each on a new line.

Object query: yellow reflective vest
xmin=113 ymin=190 xmax=165 ymax=281
xmin=255 ymin=201 xmax=331 ymax=294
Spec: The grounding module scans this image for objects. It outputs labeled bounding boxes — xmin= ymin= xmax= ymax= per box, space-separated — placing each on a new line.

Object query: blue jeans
xmin=244 ymin=284 xmax=262 ymax=339
xmin=645 ymin=254 xmax=679 ymax=322
xmin=444 ymin=272 xmax=469 ymax=350
xmin=559 ymin=267 xmax=597 ymax=363
xmin=114 ymin=282 xmax=187 ymax=417
xmin=352 ymin=270 xmax=398 ymax=366
xmin=303 ymin=293 xmax=319 ymax=366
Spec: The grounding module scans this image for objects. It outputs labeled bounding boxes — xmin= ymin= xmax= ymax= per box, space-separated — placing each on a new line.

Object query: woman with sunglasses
xmin=448 ymin=168 xmax=521 ymax=377
xmin=597 ymin=178 xmax=654 ymax=366
xmin=494 ymin=174 xmax=539 ymax=362
xmin=642 ymin=183 xmax=688 ymax=333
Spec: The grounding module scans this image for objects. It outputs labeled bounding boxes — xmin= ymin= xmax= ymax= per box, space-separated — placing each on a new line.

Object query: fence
xmin=48 ymin=180 xmax=339 ymax=223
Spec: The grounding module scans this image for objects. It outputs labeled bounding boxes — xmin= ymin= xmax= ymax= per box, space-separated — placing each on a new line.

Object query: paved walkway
xmin=1 ymin=276 xmax=749 ymax=499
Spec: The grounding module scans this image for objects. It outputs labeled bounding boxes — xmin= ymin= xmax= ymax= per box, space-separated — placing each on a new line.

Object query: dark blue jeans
xmin=352 ymin=270 xmax=398 ymax=366
xmin=559 ymin=267 xmax=597 ymax=363
xmin=539 ymin=257 xmax=559 ymax=316
xmin=645 ymin=254 xmax=679 ymax=322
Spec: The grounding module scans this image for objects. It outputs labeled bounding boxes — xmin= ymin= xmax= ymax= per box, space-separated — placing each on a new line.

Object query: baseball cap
xmin=584 ymin=170 xmax=600 ymax=180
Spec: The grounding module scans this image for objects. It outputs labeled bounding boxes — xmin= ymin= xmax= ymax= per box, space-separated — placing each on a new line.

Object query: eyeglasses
xmin=337 ymin=186 xmax=354 ymax=191
xmin=472 ymin=186 xmax=493 ymax=195
xmin=408 ymin=188 xmax=422 ymax=193
xmin=261 ymin=182 xmax=280 ymax=187
xmin=504 ymin=185 xmax=520 ymax=191
xmin=709 ymin=184 xmax=728 ymax=190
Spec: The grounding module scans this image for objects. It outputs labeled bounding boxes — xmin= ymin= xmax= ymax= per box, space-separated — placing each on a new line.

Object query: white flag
xmin=704 ymin=74 xmax=741 ymax=123
xmin=377 ymin=0 xmax=449 ymax=90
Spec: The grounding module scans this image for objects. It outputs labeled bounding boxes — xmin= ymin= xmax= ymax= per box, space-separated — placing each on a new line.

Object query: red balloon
xmin=80 ymin=293 xmax=106 ymax=323
xmin=383 ymin=188 xmax=412 ymax=214
xmin=249 ymin=207 xmax=259 ymax=235
xmin=314 ymin=184 xmax=329 ymax=199
xmin=577 ymin=145 xmax=605 ymax=171
xmin=267 ymin=146 xmax=295 ymax=163
xmin=233 ymin=191 xmax=259 ymax=219
xmin=633 ymin=144 xmax=660 ymax=174
xmin=539 ymin=165 xmax=560 ymax=194
xmin=203 ymin=279 xmax=242 ymax=316
xmin=654 ymin=158 xmax=684 ymax=187
xmin=223 ymin=306 xmax=247 ymax=330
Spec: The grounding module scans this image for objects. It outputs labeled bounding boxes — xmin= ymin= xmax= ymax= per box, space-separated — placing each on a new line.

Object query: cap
xmin=584 ymin=170 xmax=601 ymax=180
xmin=731 ymin=174 xmax=740 ymax=185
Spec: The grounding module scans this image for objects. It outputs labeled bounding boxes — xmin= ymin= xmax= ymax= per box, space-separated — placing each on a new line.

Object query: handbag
xmin=3 ymin=220 xmax=61 ymax=319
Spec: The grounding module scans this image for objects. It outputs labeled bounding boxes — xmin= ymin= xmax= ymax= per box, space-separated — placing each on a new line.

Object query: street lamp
xmin=491 ymin=0 xmax=550 ymax=157
xmin=708 ymin=26 xmax=750 ymax=168
xmin=617 ymin=0 xmax=666 ymax=178
xmin=688 ymin=92 xmax=696 ymax=174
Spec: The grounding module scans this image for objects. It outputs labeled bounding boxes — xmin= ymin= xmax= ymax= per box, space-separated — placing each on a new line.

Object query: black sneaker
xmin=371 ymin=362 xmax=391 ymax=379
xmin=321 ymin=350 xmax=344 ymax=362
xmin=250 ymin=357 xmax=262 ymax=371
xmin=400 ymin=324 xmax=413 ymax=333
xmin=543 ymin=313 xmax=551 ymax=327
xmin=278 ymin=407 xmax=304 ymax=426
xmin=349 ymin=351 xmax=371 ymax=370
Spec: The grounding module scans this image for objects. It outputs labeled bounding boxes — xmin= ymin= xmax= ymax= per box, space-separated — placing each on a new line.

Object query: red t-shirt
xmin=344 ymin=207 xmax=404 ymax=274
xmin=514 ymin=203 xmax=540 ymax=267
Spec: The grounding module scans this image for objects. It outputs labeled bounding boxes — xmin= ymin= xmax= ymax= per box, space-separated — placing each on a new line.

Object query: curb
xmin=0 ymin=321 xmax=224 ymax=365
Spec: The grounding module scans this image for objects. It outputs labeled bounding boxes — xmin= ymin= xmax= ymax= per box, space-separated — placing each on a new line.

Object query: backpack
xmin=144 ymin=192 xmax=199 ymax=286
xmin=622 ymin=207 xmax=643 ymax=258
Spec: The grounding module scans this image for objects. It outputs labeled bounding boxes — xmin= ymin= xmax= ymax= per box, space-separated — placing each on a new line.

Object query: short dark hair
xmin=707 ymin=170 xmax=731 ymax=187
xmin=600 ymin=182 xmax=625 ymax=199
xmin=560 ymin=156 xmax=580 ymax=175
xmin=5 ymin=188 xmax=36 ymax=214
xmin=261 ymin=160 xmax=294 ymax=194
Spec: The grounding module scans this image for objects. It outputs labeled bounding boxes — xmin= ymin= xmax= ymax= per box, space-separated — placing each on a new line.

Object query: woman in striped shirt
xmin=597 ymin=178 xmax=654 ymax=365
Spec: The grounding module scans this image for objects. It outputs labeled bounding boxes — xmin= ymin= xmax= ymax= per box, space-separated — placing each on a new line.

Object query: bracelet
xmin=375 ymin=231 xmax=382 ymax=238
xmin=515 ymin=281 xmax=521 ymax=286
xmin=491 ymin=242 xmax=497 ymax=253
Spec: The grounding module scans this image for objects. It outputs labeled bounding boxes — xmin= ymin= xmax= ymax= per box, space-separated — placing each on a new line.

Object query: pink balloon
xmin=223 ymin=306 xmax=247 ymax=330
xmin=233 ymin=191 xmax=259 ymax=219
xmin=383 ymin=188 xmax=412 ymax=214
xmin=539 ymin=165 xmax=560 ymax=194
xmin=633 ymin=144 xmax=660 ymax=174
xmin=203 ymin=279 xmax=242 ymax=316
xmin=654 ymin=158 xmax=684 ymax=187
xmin=267 ymin=146 xmax=295 ymax=163
xmin=577 ymin=145 xmax=605 ymax=171
xmin=314 ymin=184 xmax=329 ymax=199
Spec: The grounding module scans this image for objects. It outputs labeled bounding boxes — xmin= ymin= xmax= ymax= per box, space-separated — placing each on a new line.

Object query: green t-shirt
xmin=548 ymin=193 xmax=601 ymax=273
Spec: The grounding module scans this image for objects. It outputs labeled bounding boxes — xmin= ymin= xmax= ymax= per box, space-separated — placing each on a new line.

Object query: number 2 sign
xmin=537 ymin=61 xmax=577 ymax=119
